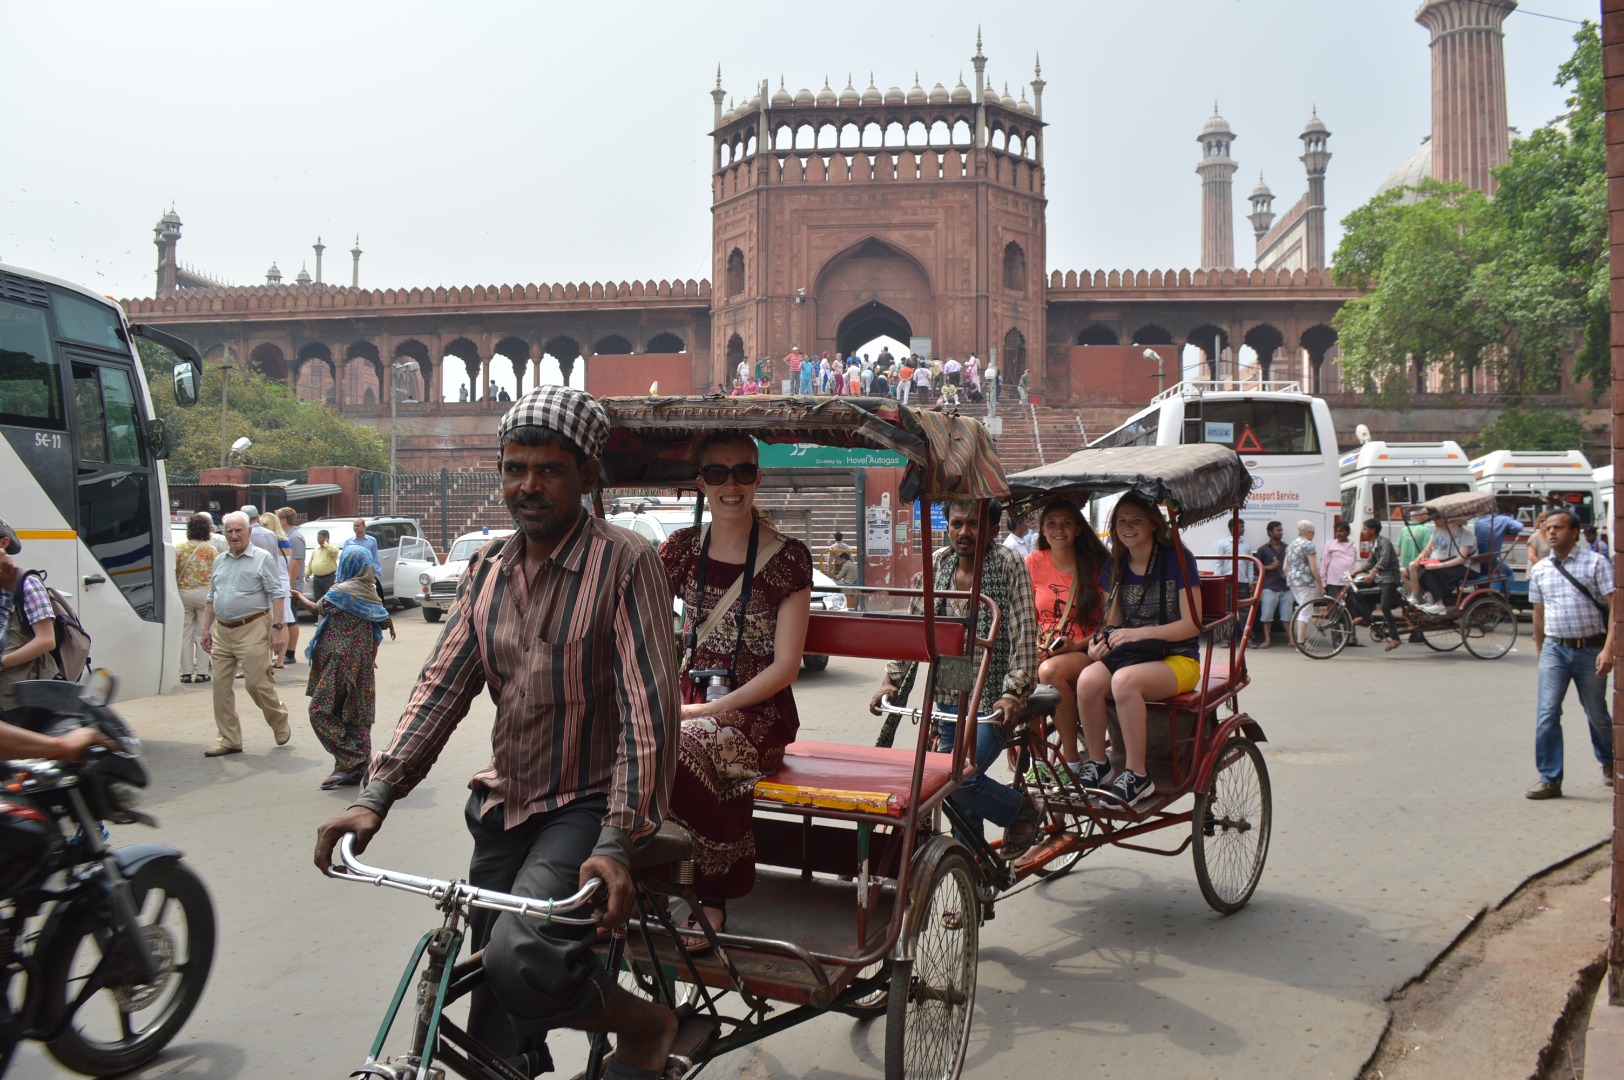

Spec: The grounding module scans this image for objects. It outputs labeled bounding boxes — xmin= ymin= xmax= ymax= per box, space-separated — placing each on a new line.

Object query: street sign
xmin=756 ymin=441 xmax=906 ymax=469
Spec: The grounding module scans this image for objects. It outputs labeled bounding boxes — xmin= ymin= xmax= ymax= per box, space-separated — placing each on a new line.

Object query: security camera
xmin=231 ymin=437 xmax=252 ymax=454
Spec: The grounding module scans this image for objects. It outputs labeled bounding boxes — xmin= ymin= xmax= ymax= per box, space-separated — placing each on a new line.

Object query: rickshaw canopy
xmin=597 ymin=395 xmax=1010 ymax=500
xmin=1404 ymin=490 xmax=1498 ymax=525
xmin=1005 ymin=444 xmax=1253 ymax=528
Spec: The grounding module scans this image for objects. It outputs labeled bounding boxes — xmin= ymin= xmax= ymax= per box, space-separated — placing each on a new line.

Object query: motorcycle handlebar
xmin=330 ymin=833 xmax=603 ymax=925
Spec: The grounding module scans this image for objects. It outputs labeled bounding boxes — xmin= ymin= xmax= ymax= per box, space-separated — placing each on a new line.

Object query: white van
xmin=1595 ymin=464 xmax=1613 ymax=540
xmin=1469 ymin=449 xmax=1597 ymax=527
xmin=1339 ymin=440 xmax=1473 ymax=541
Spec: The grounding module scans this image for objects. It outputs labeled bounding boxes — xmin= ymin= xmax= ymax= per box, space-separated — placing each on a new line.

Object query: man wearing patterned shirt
xmin=314 ymin=385 xmax=681 ymax=1078
xmin=1525 ymin=510 xmax=1615 ymax=799
xmin=869 ymin=499 xmax=1043 ymax=860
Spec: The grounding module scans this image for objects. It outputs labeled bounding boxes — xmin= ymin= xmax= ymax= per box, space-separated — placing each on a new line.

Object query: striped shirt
xmin=355 ymin=513 xmax=680 ymax=867
xmin=1529 ymin=545 xmax=1614 ymax=640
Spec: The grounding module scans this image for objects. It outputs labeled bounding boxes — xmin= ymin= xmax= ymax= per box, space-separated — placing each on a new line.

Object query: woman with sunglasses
xmin=1026 ymin=497 xmax=1110 ymax=784
xmin=1073 ymin=493 xmax=1203 ymax=808
xmin=657 ymin=435 xmax=812 ymax=948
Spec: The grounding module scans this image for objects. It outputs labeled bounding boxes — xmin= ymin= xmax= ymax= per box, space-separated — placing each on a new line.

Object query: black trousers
xmin=1346 ymin=583 xmax=1401 ymax=638
xmin=1419 ymin=565 xmax=1467 ymax=605
xmin=464 ymin=790 xmax=611 ymax=1071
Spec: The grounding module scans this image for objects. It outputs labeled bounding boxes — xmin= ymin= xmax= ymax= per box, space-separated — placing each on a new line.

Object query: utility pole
xmin=218 ymin=349 xmax=235 ymax=468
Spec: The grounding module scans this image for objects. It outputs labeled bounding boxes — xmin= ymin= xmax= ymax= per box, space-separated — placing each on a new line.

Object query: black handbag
xmin=1099 ymin=636 xmax=1176 ymax=673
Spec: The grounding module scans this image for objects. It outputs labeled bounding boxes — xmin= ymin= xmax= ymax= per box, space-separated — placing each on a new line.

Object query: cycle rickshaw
xmin=1291 ymin=489 xmax=1519 ymax=660
xmin=920 ymin=443 xmax=1273 ymax=911
xmin=329 ymin=395 xmax=1018 ymax=1080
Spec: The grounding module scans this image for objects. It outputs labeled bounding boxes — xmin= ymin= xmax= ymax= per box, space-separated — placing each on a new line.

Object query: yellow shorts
xmin=1162 ymin=654 xmax=1201 ymax=694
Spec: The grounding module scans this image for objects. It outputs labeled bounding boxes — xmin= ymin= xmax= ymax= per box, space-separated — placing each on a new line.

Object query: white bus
xmin=1469 ymin=449 xmax=1597 ymax=527
xmin=0 ymin=263 xmax=201 ymax=701
xmin=1338 ymin=440 xmax=1473 ymax=541
xmin=1088 ymin=380 xmax=1341 ymax=554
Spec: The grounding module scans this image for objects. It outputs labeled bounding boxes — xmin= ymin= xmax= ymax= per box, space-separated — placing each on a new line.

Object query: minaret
xmin=265 ymin=262 xmax=283 ymax=285
xmin=1300 ymin=109 xmax=1331 ymax=268
xmin=1030 ymin=53 xmax=1045 ymax=121
xmin=711 ymin=65 xmax=725 ymax=129
xmin=295 ymin=263 xmax=312 ymax=286
xmin=1415 ymin=0 xmax=1515 ymax=194
xmin=313 ymin=236 xmax=325 ymax=284
xmin=350 ymin=236 xmax=362 ymax=288
xmin=152 ymin=207 xmax=182 ymax=295
xmin=1247 ymin=174 xmax=1276 ymax=246
xmin=1196 ymin=107 xmax=1238 ymax=269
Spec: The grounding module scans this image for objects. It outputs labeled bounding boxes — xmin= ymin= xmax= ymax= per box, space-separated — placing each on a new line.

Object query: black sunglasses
xmin=698 ymin=462 xmax=760 ymax=486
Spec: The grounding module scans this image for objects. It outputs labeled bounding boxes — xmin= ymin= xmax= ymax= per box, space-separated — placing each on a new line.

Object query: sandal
xmin=195 ymin=673 xmax=211 ymax=683
xmin=678 ymin=904 xmax=725 ymax=954
xmin=320 ymin=768 xmax=364 ymax=790
xmin=180 ymin=674 xmax=193 ymax=683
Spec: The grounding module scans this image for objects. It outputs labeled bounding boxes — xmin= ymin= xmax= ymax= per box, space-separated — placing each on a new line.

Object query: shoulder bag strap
xmin=1547 ymin=555 xmax=1610 ymax=618
xmin=686 ymin=525 xmax=787 ymax=651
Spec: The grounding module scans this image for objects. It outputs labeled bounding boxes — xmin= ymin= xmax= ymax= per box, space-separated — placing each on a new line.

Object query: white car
xmin=607 ymin=499 xmax=846 ymax=672
xmin=416 ymin=527 xmax=516 ymax=622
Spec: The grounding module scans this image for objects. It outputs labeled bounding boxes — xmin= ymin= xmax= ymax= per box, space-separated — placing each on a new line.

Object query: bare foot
xmin=601 ymin=986 xmax=677 ymax=1072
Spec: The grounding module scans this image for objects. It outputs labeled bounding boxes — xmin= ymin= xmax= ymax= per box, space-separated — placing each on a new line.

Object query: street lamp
xmin=389 ymin=358 xmax=419 ymax=514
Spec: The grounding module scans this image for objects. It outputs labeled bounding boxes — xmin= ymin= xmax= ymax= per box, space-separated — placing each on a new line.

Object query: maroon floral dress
xmin=659 ymin=525 xmax=812 ymax=901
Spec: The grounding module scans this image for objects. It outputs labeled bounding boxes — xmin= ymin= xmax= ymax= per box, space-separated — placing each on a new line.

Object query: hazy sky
xmin=2 ymin=0 xmax=1597 ymax=303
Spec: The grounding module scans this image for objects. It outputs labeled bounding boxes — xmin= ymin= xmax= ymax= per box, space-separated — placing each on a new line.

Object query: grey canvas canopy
xmin=1007 ymin=444 xmax=1253 ymax=528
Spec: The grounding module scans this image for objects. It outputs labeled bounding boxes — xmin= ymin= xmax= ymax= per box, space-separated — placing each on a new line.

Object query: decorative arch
xmin=646 ymin=331 xmax=686 ymax=354
xmin=1076 ymin=324 xmax=1119 ymax=346
xmin=1300 ymin=324 xmax=1338 ymax=394
xmin=541 ymin=335 xmax=584 ymax=387
xmin=441 ymin=337 xmax=482 ymax=399
xmin=1130 ymin=324 xmax=1175 ymax=346
xmin=1002 ymin=242 xmax=1027 ymax=292
xmin=1002 ymin=328 xmax=1028 ymax=382
xmin=1242 ymin=324 xmax=1286 ymax=380
xmin=593 ymin=334 xmax=634 ymax=355
xmin=1186 ymin=325 xmax=1231 ymax=380
xmin=724 ymin=333 xmax=746 ymax=389
xmin=812 ymin=236 xmax=935 ymax=360
xmin=254 ymin=342 xmax=293 ymax=385
xmin=493 ymin=336 xmax=531 ymax=395
xmin=394 ymin=339 xmax=434 ymax=403
xmin=726 ymin=248 xmax=745 ymax=297
xmin=836 ymin=302 xmax=913 ymax=361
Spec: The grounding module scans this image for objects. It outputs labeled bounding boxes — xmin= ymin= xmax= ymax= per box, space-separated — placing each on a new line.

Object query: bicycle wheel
xmin=45 ymin=859 xmax=216 ymax=1077
xmin=884 ymin=843 xmax=978 ymax=1080
xmin=1290 ymin=598 xmax=1351 ymax=659
xmin=1462 ymin=595 xmax=1518 ymax=659
xmin=1192 ymin=738 xmax=1272 ymax=915
xmin=1420 ymin=621 xmax=1463 ymax=651
xmin=836 ymin=959 xmax=892 ymax=1020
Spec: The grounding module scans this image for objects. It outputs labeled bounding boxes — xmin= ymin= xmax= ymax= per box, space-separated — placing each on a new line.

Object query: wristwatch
xmin=271 ymin=622 xmax=285 ymax=629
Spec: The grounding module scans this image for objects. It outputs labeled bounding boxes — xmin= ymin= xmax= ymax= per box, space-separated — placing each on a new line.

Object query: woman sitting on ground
xmin=292 ymin=546 xmax=395 ymax=790
xmin=1074 ymin=493 xmax=1203 ymax=808
xmin=658 ymin=434 xmax=812 ymax=946
xmin=1025 ymin=497 xmax=1110 ymax=783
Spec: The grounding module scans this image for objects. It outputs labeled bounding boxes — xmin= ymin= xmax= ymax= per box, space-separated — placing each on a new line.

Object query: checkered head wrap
xmin=497 ymin=384 xmax=609 ymax=459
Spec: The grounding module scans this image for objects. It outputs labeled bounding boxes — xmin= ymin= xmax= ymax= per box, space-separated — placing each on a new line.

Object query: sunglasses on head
xmin=698 ymin=462 xmax=760 ymax=486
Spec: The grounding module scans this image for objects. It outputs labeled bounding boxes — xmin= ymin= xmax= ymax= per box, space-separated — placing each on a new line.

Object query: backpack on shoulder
xmin=12 ymin=569 xmax=93 ymax=682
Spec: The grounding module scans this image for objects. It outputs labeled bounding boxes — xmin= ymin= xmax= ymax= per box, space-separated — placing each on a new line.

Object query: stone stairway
xmin=988 ymin=402 xmax=1139 ymax=473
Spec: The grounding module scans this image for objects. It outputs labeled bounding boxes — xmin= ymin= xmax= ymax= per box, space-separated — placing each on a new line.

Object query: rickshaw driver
xmin=313 ymin=385 xmax=683 ymax=1080
xmin=868 ymin=499 xmax=1045 ymax=860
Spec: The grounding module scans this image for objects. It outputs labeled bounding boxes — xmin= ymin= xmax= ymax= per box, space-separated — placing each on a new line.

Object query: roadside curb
xmin=1583 ymin=971 xmax=1624 ymax=1080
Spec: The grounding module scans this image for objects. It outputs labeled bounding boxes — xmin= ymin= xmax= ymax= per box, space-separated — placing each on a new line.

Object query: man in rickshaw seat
xmin=1412 ymin=513 xmax=1475 ymax=610
xmin=868 ymin=499 xmax=1044 ymax=861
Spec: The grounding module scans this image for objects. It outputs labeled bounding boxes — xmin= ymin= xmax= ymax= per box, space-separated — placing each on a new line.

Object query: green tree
xmin=1331 ymin=22 xmax=1604 ymax=402
xmin=1465 ymin=403 xmax=1587 ymax=456
xmin=137 ymin=340 xmax=387 ymax=475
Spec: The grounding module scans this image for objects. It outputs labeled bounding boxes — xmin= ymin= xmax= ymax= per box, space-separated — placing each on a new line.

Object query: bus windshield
xmin=1185 ymin=400 xmax=1320 ymax=455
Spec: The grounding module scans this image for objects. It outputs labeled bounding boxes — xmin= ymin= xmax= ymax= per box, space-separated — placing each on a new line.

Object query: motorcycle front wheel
xmin=44 ymin=859 xmax=216 ymax=1077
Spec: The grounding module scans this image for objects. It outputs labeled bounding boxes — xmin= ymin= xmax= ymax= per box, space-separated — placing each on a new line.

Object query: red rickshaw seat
xmin=1159 ymin=661 xmax=1242 ymax=711
xmin=754 ymin=741 xmax=956 ymax=818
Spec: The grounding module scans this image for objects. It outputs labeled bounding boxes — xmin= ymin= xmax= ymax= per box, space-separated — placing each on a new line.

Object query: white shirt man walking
xmin=199 ymin=512 xmax=291 ymax=756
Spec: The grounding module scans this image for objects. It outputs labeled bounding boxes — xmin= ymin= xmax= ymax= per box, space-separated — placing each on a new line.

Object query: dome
xmin=746 ymin=93 xmax=761 ymax=110
xmin=1376 ymin=136 xmax=1431 ymax=197
xmin=1017 ymin=90 xmax=1034 ymax=115
xmin=816 ymin=79 xmax=836 ymax=107
xmin=1302 ymin=109 xmax=1329 ymax=137
xmin=1250 ymin=173 xmax=1273 ymax=199
xmin=883 ymin=85 xmax=904 ymax=106
xmin=949 ymin=76 xmax=971 ymax=104
xmin=861 ymin=77 xmax=881 ymax=106
xmin=1201 ymin=110 xmax=1233 ymax=137
xmin=265 ymin=262 xmax=282 ymax=283
xmin=793 ymin=86 xmax=814 ymax=106
xmin=160 ymin=208 xmax=181 ymax=226
xmin=771 ymin=80 xmax=793 ymax=108
xmin=1000 ymin=83 xmax=1016 ymax=108
xmin=840 ymin=76 xmax=859 ymax=106
xmin=929 ymin=82 xmax=948 ymax=105
xmin=906 ymin=75 xmax=925 ymax=105
xmin=295 ymin=264 xmax=312 ymax=285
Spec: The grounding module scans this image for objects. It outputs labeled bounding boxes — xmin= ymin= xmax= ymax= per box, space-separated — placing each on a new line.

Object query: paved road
xmin=9 ymin=615 xmax=1612 ymax=1079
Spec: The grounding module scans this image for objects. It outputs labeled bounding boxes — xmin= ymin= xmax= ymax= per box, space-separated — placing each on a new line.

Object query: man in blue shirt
xmin=341 ymin=517 xmax=381 ymax=572
xmin=1474 ymin=512 xmax=1525 ymax=593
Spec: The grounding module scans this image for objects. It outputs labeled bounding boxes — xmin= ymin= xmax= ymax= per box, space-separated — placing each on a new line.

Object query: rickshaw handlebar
xmin=330 ymin=833 xmax=603 ymax=925
xmin=876 ymin=694 xmax=1000 ymax=726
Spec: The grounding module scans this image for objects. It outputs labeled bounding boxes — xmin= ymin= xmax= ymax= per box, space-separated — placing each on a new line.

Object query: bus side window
xmin=0 ymin=300 xmax=65 ymax=427
xmin=72 ymin=363 xmax=145 ymax=467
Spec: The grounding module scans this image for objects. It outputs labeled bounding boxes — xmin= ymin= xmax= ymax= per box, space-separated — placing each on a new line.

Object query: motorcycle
xmin=0 ymin=673 xmax=215 ymax=1077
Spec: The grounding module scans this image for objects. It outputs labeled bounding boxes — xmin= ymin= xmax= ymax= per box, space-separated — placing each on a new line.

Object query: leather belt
xmin=216 ymin=610 xmax=268 ymax=630
xmin=1552 ymin=633 xmax=1606 ymax=649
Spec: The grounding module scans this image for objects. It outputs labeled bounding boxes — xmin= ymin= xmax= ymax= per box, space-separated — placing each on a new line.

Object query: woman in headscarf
xmin=292 ymin=546 xmax=395 ymax=790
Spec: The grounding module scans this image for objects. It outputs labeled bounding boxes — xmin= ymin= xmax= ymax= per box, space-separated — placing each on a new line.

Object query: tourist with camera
xmin=658 ymin=435 xmax=812 ymax=949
